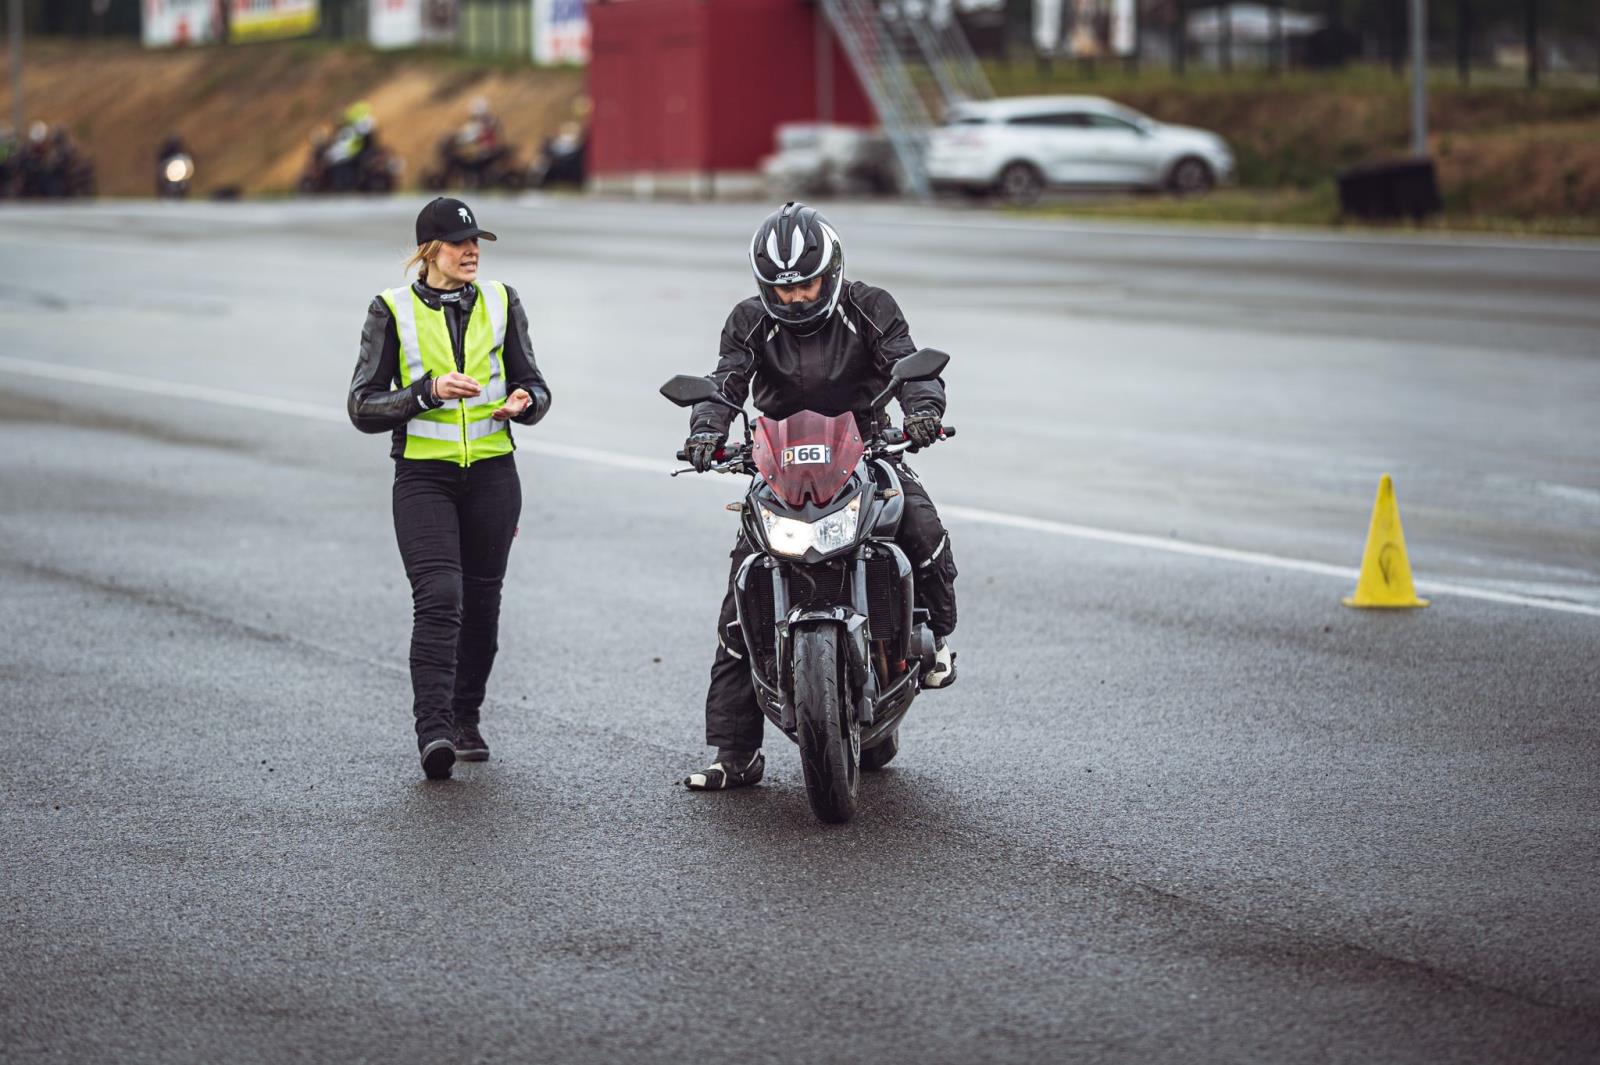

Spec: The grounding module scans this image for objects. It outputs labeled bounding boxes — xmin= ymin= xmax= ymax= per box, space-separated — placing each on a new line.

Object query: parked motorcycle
xmin=660 ymin=348 xmax=956 ymax=823
xmin=14 ymin=123 xmax=95 ymax=199
xmin=529 ymin=122 xmax=586 ymax=189
xmin=421 ymin=131 xmax=525 ymax=192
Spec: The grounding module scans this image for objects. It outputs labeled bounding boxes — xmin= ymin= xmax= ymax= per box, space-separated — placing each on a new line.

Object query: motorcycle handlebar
xmin=673 ymin=426 xmax=956 ymax=469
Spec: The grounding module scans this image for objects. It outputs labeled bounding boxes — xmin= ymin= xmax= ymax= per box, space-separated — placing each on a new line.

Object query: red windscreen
xmin=751 ymin=411 xmax=866 ymax=508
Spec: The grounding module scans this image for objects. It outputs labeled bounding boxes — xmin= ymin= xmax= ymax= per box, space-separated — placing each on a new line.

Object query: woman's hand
xmin=492 ymin=388 xmax=531 ymax=421
xmin=432 ymin=372 xmax=482 ymax=401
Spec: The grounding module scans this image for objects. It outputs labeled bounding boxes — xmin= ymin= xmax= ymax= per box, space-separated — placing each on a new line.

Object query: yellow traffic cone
xmin=1343 ymin=474 xmax=1429 ymax=608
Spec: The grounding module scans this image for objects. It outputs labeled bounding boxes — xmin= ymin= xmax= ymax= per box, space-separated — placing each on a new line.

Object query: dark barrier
xmin=1336 ymin=158 xmax=1442 ymax=221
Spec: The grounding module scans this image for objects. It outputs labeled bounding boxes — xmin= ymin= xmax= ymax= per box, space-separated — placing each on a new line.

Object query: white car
xmin=925 ymin=95 xmax=1236 ymax=204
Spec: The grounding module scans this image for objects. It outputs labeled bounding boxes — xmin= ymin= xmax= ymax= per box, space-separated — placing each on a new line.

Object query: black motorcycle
xmin=661 ymin=348 xmax=956 ymax=823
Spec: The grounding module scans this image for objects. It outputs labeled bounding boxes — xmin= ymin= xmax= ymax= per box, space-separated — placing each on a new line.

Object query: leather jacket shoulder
xmin=690 ymin=280 xmax=945 ymax=439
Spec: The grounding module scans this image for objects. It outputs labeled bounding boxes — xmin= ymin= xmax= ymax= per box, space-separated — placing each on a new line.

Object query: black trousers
xmin=392 ymin=454 xmax=522 ymax=742
xmin=702 ymin=462 xmax=958 ymax=751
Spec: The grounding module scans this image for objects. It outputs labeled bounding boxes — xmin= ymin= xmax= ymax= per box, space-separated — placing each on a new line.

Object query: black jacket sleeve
xmin=502 ymin=285 xmax=552 ymax=426
xmin=855 ymin=283 xmax=946 ymax=418
xmin=347 ymin=296 xmax=437 ymax=434
xmin=690 ymin=302 xmax=763 ymax=438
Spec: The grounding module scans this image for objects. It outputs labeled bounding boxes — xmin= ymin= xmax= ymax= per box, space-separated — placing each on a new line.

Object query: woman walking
xmin=348 ymin=197 xmax=552 ymax=780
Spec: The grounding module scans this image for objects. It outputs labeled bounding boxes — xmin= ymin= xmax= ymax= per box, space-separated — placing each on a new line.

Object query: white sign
xmin=142 ymin=0 xmax=221 ymax=47
xmin=370 ymin=0 xmax=459 ymax=50
xmin=532 ymin=0 xmax=589 ymax=65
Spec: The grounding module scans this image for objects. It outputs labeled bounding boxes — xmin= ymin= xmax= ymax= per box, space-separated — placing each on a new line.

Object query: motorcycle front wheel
xmin=793 ymin=626 xmax=860 ymax=823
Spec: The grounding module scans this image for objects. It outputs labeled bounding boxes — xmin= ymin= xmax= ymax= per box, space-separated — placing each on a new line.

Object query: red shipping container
xmin=589 ymin=0 xmax=875 ymax=186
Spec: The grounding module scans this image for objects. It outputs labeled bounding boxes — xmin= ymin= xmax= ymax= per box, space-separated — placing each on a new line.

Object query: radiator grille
xmin=864 ymin=551 xmax=902 ymax=643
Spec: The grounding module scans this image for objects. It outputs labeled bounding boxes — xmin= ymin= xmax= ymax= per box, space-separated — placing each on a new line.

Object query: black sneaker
xmin=420 ymin=736 xmax=456 ymax=780
xmin=684 ymin=748 xmax=765 ymax=791
xmin=455 ymin=722 xmax=489 ymax=762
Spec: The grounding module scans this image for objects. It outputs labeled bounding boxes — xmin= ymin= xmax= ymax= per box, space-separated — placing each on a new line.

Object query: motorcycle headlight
xmin=164 ymin=156 xmax=192 ymax=182
xmin=759 ymin=495 xmax=861 ymax=559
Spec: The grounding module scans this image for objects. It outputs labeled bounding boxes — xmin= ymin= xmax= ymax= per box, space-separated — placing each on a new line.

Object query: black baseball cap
xmin=415 ymin=197 xmax=499 ymax=244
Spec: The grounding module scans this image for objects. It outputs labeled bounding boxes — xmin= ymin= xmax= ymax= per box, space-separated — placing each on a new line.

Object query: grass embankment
xmin=0 ymin=40 xmax=585 ymax=197
xmin=986 ymin=64 xmax=1600 ymax=235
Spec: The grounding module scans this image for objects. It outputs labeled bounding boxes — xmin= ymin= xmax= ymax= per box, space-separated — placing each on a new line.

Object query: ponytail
xmin=404 ymin=240 xmax=444 ymax=282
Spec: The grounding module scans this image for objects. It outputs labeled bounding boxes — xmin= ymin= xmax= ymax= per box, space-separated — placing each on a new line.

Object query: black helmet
xmin=749 ymin=202 xmax=844 ymax=332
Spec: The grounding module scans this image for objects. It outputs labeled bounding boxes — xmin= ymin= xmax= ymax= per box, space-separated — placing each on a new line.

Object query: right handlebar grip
xmin=941 ymin=426 xmax=956 ymax=439
xmin=675 ymin=450 xmax=688 ymax=462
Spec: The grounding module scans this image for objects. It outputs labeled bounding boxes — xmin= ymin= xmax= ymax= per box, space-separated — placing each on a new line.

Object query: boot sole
xmin=421 ymin=739 xmax=457 ymax=780
xmin=457 ymin=749 xmax=489 ymax=762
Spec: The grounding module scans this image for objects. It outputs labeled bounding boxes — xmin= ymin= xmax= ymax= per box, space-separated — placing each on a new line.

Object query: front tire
xmin=793 ymin=627 xmax=860 ymax=823
xmin=1168 ymin=156 xmax=1215 ymax=196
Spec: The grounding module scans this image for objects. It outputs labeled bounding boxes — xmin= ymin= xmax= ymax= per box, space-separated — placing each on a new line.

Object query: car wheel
xmin=996 ymin=162 xmax=1044 ymax=207
xmin=1168 ymin=156 xmax=1215 ymax=196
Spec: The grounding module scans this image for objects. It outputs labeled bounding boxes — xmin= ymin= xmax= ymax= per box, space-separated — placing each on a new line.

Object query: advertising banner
xmin=370 ymin=0 xmax=460 ymax=50
xmin=229 ymin=0 xmax=320 ymax=42
xmin=142 ymin=0 xmax=222 ymax=47
xmin=532 ymin=0 xmax=589 ymax=65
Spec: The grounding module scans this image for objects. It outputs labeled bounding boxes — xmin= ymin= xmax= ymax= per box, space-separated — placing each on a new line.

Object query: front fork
xmin=734 ymin=544 xmax=921 ymax=738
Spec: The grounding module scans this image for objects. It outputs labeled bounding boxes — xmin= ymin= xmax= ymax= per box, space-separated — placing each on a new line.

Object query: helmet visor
xmin=758 ymin=267 xmax=842 ymax=329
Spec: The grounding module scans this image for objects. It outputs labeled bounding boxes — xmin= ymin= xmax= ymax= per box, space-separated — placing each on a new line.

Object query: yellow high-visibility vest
xmin=380 ymin=280 xmax=513 ymax=466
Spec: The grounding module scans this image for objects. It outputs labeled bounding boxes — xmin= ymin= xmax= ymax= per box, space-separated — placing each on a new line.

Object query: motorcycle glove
xmin=904 ymin=409 xmax=944 ymax=448
xmin=685 ymin=432 xmax=723 ymax=472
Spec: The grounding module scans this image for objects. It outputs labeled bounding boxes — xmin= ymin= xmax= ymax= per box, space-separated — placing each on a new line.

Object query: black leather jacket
xmin=348 ymin=279 xmax=552 ymax=458
xmin=689 ymin=280 xmax=946 ymax=440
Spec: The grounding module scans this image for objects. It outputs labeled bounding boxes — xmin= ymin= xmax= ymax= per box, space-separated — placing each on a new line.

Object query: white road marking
xmin=2 ymin=353 xmax=1596 ymax=619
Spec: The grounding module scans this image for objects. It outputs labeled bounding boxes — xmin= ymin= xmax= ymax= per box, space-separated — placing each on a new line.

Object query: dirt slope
xmin=0 ymin=42 xmax=585 ymax=197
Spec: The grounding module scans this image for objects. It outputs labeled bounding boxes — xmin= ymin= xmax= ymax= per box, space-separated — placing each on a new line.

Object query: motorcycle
xmin=297 ymin=126 xmax=400 ymax=195
xmin=422 ymin=131 xmax=526 ymax=192
xmin=157 ymin=151 xmax=194 ymax=199
xmin=660 ymin=348 xmax=956 ymax=823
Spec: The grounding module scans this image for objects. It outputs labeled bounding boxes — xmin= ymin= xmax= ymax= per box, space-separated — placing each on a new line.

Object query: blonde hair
xmin=404 ymin=240 xmax=444 ymax=281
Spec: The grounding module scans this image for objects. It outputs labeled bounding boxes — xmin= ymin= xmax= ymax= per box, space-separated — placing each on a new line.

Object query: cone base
xmin=1342 ymin=595 xmax=1430 ymax=609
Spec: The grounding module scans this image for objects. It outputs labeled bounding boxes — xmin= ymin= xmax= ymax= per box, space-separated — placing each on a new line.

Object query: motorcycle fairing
xmin=752 ymin=411 xmax=865 ymax=509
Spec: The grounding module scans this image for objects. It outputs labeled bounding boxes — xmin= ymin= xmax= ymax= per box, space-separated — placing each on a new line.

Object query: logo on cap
xmin=458 ymin=207 xmax=473 ymax=224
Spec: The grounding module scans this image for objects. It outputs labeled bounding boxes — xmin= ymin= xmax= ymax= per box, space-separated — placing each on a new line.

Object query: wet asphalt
xmin=1 ymin=198 xmax=1598 ymax=1064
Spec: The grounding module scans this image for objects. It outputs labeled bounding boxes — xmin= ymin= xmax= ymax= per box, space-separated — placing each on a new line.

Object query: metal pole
xmin=1456 ymin=0 xmax=1469 ymax=86
xmin=1410 ymin=0 xmax=1426 ymax=156
xmin=1220 ymin=2 xmax=1232 ymax=73
xmin=1173 ymin=0 xmax=1186 ymax=75
xmin=8 ymin=0 xmax=21 ymax=137
xmin=816 ymin=6 xmax=833 ymax=124
xmin=1525 ymin=0 xmax=1537 ymax=88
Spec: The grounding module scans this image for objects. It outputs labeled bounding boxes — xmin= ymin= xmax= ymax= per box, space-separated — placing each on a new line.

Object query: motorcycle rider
xmin=326 ymin=101 xmax=381 ymax=191
xmin=682 ymin=202 xmax=958 ymax=792
xmin=442 ymin=97 xmax=508 ymax=186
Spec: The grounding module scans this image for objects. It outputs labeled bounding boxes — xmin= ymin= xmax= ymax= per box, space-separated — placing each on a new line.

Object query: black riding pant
xmin=392 ymin=454 xmax=522 ymax=743
xmin=702 ymin=462 xmax=957 ymax=751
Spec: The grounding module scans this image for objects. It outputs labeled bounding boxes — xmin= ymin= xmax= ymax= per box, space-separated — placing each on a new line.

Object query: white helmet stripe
xmin=765 ymin=229 xmax=782 ymax=268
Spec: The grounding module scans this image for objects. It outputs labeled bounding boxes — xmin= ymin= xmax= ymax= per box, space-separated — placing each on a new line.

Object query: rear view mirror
xmin=659 ymin=374 xmax=720 ymax=408
xmin=891 ymin=348 xmax=950 ymax=383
